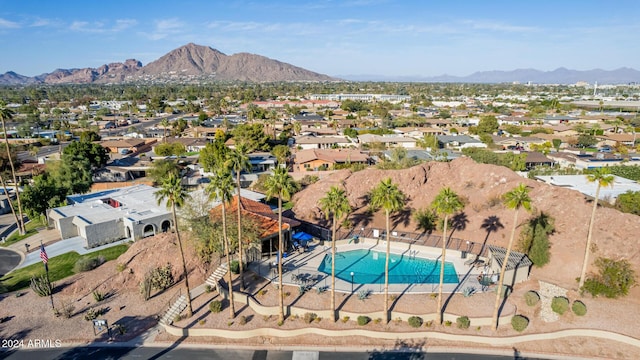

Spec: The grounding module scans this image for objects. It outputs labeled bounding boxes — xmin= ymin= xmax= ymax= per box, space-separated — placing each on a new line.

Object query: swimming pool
xmin=317 ymin=249 xmax=459 ymax=285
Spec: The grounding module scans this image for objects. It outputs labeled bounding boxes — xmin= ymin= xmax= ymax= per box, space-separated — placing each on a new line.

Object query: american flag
xmin=40 ymin=244 xmax=48 ymax=264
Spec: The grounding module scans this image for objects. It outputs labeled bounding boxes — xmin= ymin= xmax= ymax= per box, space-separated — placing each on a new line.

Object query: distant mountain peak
xmin=0 ymin=43 xmax=334 ymax=84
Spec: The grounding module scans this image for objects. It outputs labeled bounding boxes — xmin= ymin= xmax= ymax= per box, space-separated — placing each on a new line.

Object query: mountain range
xmin=1 ymin=43 xmax=639 ymax=84
xmin=0 ymin=43 xmax=335 ymax=85
xmin=338 ymin=67 xmax=640 ymax=84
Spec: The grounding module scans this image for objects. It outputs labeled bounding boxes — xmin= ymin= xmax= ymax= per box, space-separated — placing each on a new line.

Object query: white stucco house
xmin=47 ymin=184 xmax=172 ymax=248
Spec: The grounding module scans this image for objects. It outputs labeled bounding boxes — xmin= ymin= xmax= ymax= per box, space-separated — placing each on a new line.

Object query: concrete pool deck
xmin=250 ymin=236 xmax=492 ymax=295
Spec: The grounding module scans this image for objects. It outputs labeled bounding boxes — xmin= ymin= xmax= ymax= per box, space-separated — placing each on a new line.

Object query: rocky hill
xmin=0 ymin=43 xmax=334 ymax=84
xmin=290 ymin=157 xmax=640 ymax=294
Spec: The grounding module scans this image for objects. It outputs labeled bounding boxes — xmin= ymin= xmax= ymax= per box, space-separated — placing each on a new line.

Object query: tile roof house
xmin=437 ymin=135 xmax=486 ymax=149
xmin=293 ymin=148 xmax=370 ymax=172
xmin=209 ymin=195 xmax=300 ymax=259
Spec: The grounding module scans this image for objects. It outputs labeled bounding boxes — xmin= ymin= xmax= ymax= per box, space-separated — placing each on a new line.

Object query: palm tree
xmin=431 ymin=187 xmax=463 ymax=324
xmin=264 ymin=166 xmax=298 ymax=323
xmin=578 ymin=168 xmax=614 ymax=289
xmin=492 ymin=184 xmax=531 ymax=330
xmin=225 ymin=144 xmax=251 ymax=290
xmin=369 ymin=178 xmax=405 ymax=323
xmin=206 ymin=167 xmax=236 ymax=318
xmin=319 ymin=186 xmax=351 ymax=322
xmin=0 ymin=102 xmax=25 ymax=235
xmin=160 ymin=118 xmax=170 ymax=141
xmin=155 ymin=173 xmax=193 ymax=317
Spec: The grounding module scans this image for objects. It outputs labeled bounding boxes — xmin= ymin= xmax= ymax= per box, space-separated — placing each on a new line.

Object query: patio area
xmin=249 ymin=236 xmax=495 ymax=295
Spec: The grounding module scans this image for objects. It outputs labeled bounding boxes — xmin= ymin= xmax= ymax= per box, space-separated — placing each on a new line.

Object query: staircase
xmin=205 ymin=262 xmax=229 ymax=291
xmin=159 ymin=294 xmax=187 ymax=325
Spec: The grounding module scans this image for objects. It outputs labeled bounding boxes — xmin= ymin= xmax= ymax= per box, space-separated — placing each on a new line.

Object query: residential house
xmin=209 ymin=195 xmax=301 ymax=259
xmin=357 ymin=134 xmax=417 ymax=149
xmin=523 ymin=152 xmax=555 ymax=170
xmin=596 ymin=133 xmax=636 ymax=147
xmin=293 ymin=148 xmax=370 ymax=172
xmin=100 ymin=138 xmax=155 ymax=154
xmin=490 ymin=135 xmax=548 ymax=151
xmin=294 ymin=135 xmax=353 ymax=150
xmin=437 ymin=135 xmax=486 ymax=150
xmin=535 ymin=174 xmax=640 ymax=204
xmin=160 ymin=137 xmax=209 ymax=152
xmin=47 ymin=184 xmax=172 ymax=248
xmin=542 ymin=115 xmax=579 ymax=125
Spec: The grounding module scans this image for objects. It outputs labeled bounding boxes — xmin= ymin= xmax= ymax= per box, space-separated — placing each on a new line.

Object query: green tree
xmin=0 ymin=102 xmax=25 ymax=234
xmin=225 ymin=144 xmax=251 ymax=290
xmin=552 ymin=139 xmax=562 ymax=152
xmin=579 ymin=168 xmax=614 ymax=289
xmin=148 ymin=159 xmax=180 ymax=184
xmin=615 ymin=191 xmax=640 ymax=215
xmin=62 ymin=140 xmax=109 ymax=169
xmin=319 ymin=186 xmax=351 ymax=322
xmin=160 ymin=118 xmax=170 ymax=141
xmin=576 ymin=134 xmax=597 ymax=148
xmin=431 ymin=187 xmax=464 ymax=324
xmin=492 ymin=184 xmax=531 ymax=330
xmin=155 ymin=173 xmax=193 ymax=318
xmin=369 ymin=178 xmax=406 ymax=323
xmin=476 ymin=115 xmax=499 ymax=134
xmin=517 ymin=212 xmax=554 ymax=267
xmin=264 ymin=167 xmax=298 ymax=323
xmin=417 ymin=134 xmax=439 ymax=150
xmin=271 ymin=145 xmax=291 ymax=165
xmin=206 ymin=167 xmax=236 ymax=318
xmin=199 ymin=137 xmax=229 ymax=172
xmin=231 ymin=123 xmax=270 ymax=152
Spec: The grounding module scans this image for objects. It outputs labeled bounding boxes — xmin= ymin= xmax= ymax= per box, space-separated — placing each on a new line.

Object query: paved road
xmin=0 ymin=248 xmax=21 ymax=276
xmin=0 ymin=347 xmax=549 ymax=360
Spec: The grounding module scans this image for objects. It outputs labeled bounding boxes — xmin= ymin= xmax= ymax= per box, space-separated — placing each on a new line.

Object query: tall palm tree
xmin=264 ymin=166 xmax=298 ymax=323
xmin=225 ymin=144 xmax=251 ymax=290
xmin=319 ymin=186 xmax=351 ymax=322
xmin=160 ymin=118 xmax=170 ymax=141
xmin=492 ymin=183 xmax=531 ymax=330
xmin=0 ymin=102 xmax=25 ymax=234
xmin=206 ymin=167 xmax=236 ymax=319
xmin=578 ymin=168 xmax=614 ymax=289
xmin=431 ymin=187 xmax=463 ymax=324
xmin=155 ymin=173 xmax=193 ymax=317
xmin=369 ymin=178 xmax=405 ymax=323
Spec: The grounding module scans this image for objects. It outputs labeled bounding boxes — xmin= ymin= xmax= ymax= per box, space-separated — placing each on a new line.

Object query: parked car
xmin=104 ymin=121 xmax=116 ymax=129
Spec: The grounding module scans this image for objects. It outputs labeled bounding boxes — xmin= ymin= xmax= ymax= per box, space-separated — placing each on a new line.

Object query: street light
xmin=350 ymin=272 xmax=355 ymax=293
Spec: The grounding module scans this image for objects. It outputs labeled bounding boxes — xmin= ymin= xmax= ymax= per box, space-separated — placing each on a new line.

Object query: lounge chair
xmin=464 ymin=255 xmax=478 ymax=266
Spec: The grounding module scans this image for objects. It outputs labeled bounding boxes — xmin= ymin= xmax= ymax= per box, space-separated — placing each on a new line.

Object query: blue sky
xmin=1 ymin=0 xmax=638 ymax=77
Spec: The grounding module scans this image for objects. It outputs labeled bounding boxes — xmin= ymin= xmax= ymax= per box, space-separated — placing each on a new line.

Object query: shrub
xmin=174 ymin=314 xmax=183 ymax=323
xmin=316 ymin=286 xmax=328 ymax=294
xmin=551 ymin=296 xmax=569 ymax=315
xmin=61 ymin=301 xmax=75 ymax=319
xmin=374 ymin=318 xmax=382 ymax=324
xmin=30 ymin=275 xmax=53 ymax=297
xmin=582 ymin=257 xmax=636 ymax=298
xmin=149 ymin=264 xmax=174 ymax=290
xmin=209 ymin=300 xmax=222 ymax=313
xmin=408 ymin=316 xmax=423 ymax=328
xmin=258 ymin=289 xmax=267 ymax=297
xmin=299 ymin=285 xmax=309 ymax=296
xmin=239 ymin=315 xmax=247 ymax=325
xmin=342 ymin=316 xmax=350 ymax=323
xmin=116 ymin=263 xmax=126 ymax=272
xmin=456 ymin=316 xmax=470 ymax=329
xmin=511 ymin=315 xmax=529 ymax=332
xmin=230 ymin=260 xmax=246 ymax=274
xmin=204 ymin=285 xmax=213 ymax=293
xmin=462 ymin=287 xmax=476 ymax=297
xmin=524 ymin=290 xmax=540 ymax=306
xmin=84 ymin=308 xmax=98 ymax=321
xmin=303 ymin=312 xmax=317 ymax=324
xmin=494 ymin=285 xmax=511 ymax=299
xmin=73 ymin=256 xmax=106 ymax=273
xmin=115 ymin=324 xmax=127 ymax=335
xmin=444 ymin=320 xmax=452 ymax=327
xmin=92 ymin=290 xmax=105 ymax=302
xmin=199 ymin=319 xmax=206 ymax=325
xmin=139 ymin=275 xmax=152 ymax=301
xmin=572 ymin=300 xmax=587 ymax=316
xmin=357 ymin=316 xmax=371 ymax=326
xmin=425 ymin=320 xmax=433 ymax=327
xmin=277 ymin=320 xmax=284 ymax=326
xmin=357 ymin=289 xmax=371 ymax=301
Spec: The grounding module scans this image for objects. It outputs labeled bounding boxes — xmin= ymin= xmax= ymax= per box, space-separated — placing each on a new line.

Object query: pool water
xmin=317 ymin=249 xmax=459 ymax=285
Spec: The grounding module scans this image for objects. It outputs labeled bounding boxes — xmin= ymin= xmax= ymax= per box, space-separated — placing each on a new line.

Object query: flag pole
xmin=40 ymin=241 xmax=54 ymax=310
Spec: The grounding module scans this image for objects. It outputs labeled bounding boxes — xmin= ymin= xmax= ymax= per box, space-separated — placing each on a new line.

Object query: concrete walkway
xmin=17 ymin=237 xmax=130 ymax=269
